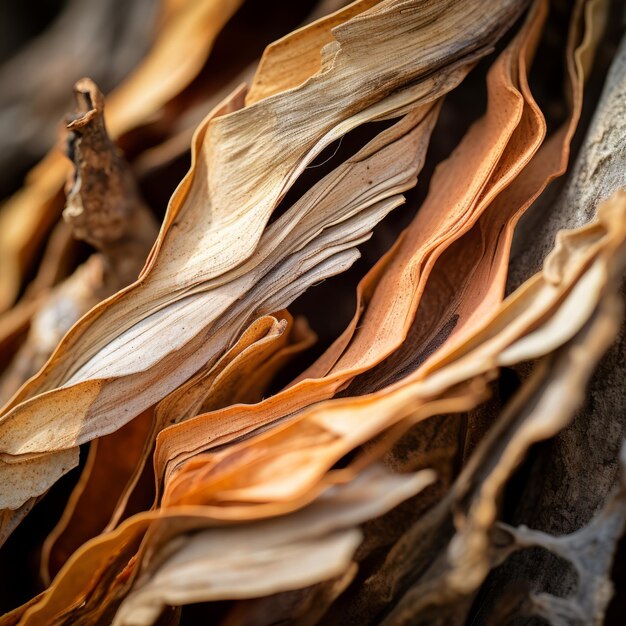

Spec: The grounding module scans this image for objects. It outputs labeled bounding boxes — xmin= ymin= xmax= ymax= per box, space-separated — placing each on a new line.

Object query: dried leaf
xmin=0 ymin=0 xmax=526 ymax=513
xmin=112 ymin=465 xmax=435 ymax=625
xmin=1 ymin=2 xmax=623 ymax=624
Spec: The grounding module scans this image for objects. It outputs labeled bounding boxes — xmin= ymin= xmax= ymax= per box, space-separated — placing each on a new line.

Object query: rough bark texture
xmin=471 ymin=32 xmax=626 ymax=625
xmin=509 ymin=34 xmax=626 ymax=285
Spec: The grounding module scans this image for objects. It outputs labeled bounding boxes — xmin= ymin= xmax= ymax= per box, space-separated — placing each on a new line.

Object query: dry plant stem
xmin=0 ymin=78 xmax=158 ymax=404
xmin=491 ymin=454 xmax=626 ymax=626
xmin=0 ymin=0 xmax=243 ymax=315
xmin=64 ymin=79 xmax=158 ymax=285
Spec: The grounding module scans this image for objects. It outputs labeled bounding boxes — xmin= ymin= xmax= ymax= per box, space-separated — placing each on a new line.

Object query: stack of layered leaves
xmin=0 ymin=0 xmax=625 ymax=624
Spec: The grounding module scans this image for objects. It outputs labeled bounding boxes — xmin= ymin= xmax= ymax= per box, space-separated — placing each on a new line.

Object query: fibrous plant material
xmin=0 ymin=0 xmax=526 ymax=514
xmin=8 ymin=186 xmax=626 ymax=626
xmin=0 ymin=0 xmax=244 ymax=316
xmin=0 ymin=79 xmax=158 ymax=405
xmin=0 ymin=1 xmax=624 ymax=625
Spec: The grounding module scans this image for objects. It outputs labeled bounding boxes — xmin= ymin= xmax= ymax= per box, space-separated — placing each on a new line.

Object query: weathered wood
xmin=473 ymin=31 xmax=626 ymax=626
